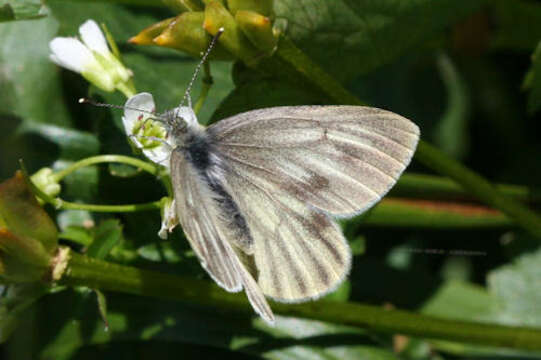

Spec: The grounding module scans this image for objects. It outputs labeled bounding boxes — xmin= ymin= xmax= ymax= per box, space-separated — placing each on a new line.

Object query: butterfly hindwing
xmin=170 ymin=149 xmax=274 ymax=322
xmin=220 ymin=167 xmax=351 ymax=301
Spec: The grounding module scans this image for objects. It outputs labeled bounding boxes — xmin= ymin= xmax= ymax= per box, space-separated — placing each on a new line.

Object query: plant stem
xmin=363 ymin=198 xmax=512 ymax=229
xmin=393 ymin=173 xmax=539 ymax=203
xmin=414 ymin=141 xmax=541 ymax=237
xmin=193 ymin=62 xmax=213 ymax=115
xmin=59 ymin=250 xmax=541 ymax=351
xmin=272 ymin=36 xmax=541 ymax=238
xmin=66 ymin=0 xmax=161 ymax=6
xmin=52 ymin=155 xmax=159 ymax=182
xmin=53 ymin=199 xmax=162 ymax=212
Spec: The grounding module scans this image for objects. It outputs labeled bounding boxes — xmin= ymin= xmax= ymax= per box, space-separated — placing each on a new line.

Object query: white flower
xmin=49 ymin=19 xmax=134 ymax=96
xmin=158 ymin=198 xmax=178 ymax=239
xmin=122 ymin=92 xmax=172 ymax=167
xmin=122 ymin=92 xmax=197 ymax=168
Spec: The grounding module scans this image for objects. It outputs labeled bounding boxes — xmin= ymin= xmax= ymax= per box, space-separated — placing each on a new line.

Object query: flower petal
xmin=49 ymin=37 xmax=93 ymax=73
xmin=123 ymin=93 xmax=173 ymax=166
xmin=142 ymin=142 xmax=173 ymax=168
xmin=79 ymin=19 xmax=109 ymax=56
xmin=158 ymin=198 xmax=178 ymax=239
xmin=123 ymin=92 xmax=156 ymax=134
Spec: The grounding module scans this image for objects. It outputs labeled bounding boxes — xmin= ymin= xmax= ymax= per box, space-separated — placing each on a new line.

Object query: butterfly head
xmin=163 ymin=105 xmax=201 ymax=147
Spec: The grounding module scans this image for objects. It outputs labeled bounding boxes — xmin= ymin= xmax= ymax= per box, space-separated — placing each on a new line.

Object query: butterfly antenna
xmin=179 ymin=27 xmax=225 ymax=109
xmin=79 ymin=98 xmax=164 ymax=122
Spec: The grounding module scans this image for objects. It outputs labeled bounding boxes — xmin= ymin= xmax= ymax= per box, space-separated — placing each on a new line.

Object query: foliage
xmin=1 ymin=0 xmax=541 ymax=359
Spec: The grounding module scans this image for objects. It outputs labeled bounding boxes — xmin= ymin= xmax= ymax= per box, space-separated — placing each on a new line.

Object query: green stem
xmin=53 ymin=199 xmax=162 ymax=213
xmin=393 ymin=173 xmax=540 ymax=203
xmin=415 ymin=141 xmax=541 ymax=237
xmin=193 ymin=62 xmax=213 ymax=115
xmin=60 ymin=250 xmax=541 ymax=351
xmin=66 ymin=0 xmax=161 ymax=6
xmin=40 ymin=155 xmax=169 ymax=213
xmin=52 ymin=155 xmax=159 ymax=182
xmin=272 ymin=36 xmax=541 ymax=238
xmin=363 ymin=198 xmax=512 ymax=229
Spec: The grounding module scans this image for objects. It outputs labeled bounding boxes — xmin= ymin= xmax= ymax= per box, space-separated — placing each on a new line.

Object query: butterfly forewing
xmin=210 ymin=106 xmax=420 ymax=217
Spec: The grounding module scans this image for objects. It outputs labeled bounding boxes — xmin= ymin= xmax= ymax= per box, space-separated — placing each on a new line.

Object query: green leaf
xmin=419 ymin=266 xmax=541 ymax=357
xmin=86 ymin=220 xmax=123 ymax=260
xmin=525 ymin=40 xmax=541 ymax=114
xmin=137 ymin=242 xmax=183 ymax=263
xmin=94 ymin=289 xmax=109 ymax=330
xmin=0 ymin=172 xmax=58 ymax=253
xmin=433 ymin=53 xmax=471 ymax=159
xmin=0 ymin=14 xmax=70 ymax=126
xmin=31 ymin=290 xmax=398 ymax=360
xmin=211 ymin=72 xmax=325 ymax=122
xmin=0 ymin=284 xmax=49 ymax=343
xmin=488 ymin=247 xmax=541 ymax=327
xmin=421 ymin=280 xmax=496 ymax=322
xmin=58 ymin=226 xmax=93 ymax=247
xmin=21 ymin=123 xmax=100 ymax=161
xmin=491 ymin=0 xmax=541 ymax=51
xmin=275 ymin=0 xmax=486 ymax=82
xmin=0 ymin=0 xmax=45 ymax=22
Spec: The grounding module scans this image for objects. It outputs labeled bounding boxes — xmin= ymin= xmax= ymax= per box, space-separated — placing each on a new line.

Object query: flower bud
xmin=49 ymin=20 xmax=135 ymax=97
xmin=235 ymin=10 xmax=277 ymax=53
xmin=31 ymin=168 xmax=61 ymax=199
xmin=227 ymin=0 xmax=274 ymax=17
xmin=203 ymin=1 xmax=260 ymax=65
xmin=129 ymin=17 xmax=176 ymax=46
xmin=162 ymin=0 xmax=203 ymax=12
xmin=153 ymin=12 xmax=234 ymax=60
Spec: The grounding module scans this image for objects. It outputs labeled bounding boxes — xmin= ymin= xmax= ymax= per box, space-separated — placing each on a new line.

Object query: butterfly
xmin=124 ymin=93 xmax=420 ymax=324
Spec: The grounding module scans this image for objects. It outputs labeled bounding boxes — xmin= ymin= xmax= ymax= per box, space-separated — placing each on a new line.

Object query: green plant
xmin=1 ymin=0 xmax=541 ymax=358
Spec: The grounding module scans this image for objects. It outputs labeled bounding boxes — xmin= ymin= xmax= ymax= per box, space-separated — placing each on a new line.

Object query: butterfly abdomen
xmin=183 ymin=133 xmax=253 ymax=251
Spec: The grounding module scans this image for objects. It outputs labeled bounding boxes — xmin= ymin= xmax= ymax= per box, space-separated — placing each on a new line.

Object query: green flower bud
xmin=162 ymin=0 xmax=203 ymax=12
xmin=129 ymin=17 xmax=176 ymax=46
xmin=154 ymin=12 xmax=234 ymax=60
xmin=227 ymin=0 xmax=274 ymax=17
xmin=236 ymin=10 xmax=277 ymax=53
xmin=30 ymin=168 xmax=61 ymax=199
xmin=203 ymin=0 xmax=260 ymax=65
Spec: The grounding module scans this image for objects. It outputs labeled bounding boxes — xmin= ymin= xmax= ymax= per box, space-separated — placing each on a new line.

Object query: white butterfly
xmin=123 ymin=93 xmax=420 ymax=324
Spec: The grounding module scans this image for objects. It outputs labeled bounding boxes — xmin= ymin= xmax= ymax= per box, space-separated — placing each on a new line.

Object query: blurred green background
xmin=1 ymin=0 xmax=541 ymax=359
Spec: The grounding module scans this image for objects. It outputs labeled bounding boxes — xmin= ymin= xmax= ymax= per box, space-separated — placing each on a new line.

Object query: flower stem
xmin=52 ymin=155 xmax=159 ymax=182
xmin=53 ymin=199 xmax=162 ymax=212
xmin=34 ymin=155 xmax=169 ymax=213
xmin=272 ymin=36 xmax=541 ymax=238
xmin=59 ymin=249 xmax=541 ymax=351
xmin=414 ymin=141 xmax=541 ymax=237
xmin=394 ymin=173 xmax=540 ymax=203
xmin=363 ymin=198 xmax=512 ymax=229
xmin=194 ymin=61 xmax=213 ymax=115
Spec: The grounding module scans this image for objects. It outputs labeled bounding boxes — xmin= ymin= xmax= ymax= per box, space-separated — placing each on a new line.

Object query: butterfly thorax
xmin=164 ymin=106 xmax=204 ymax=148
xmin=178 ymin=131 xmax=254 ymax=254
